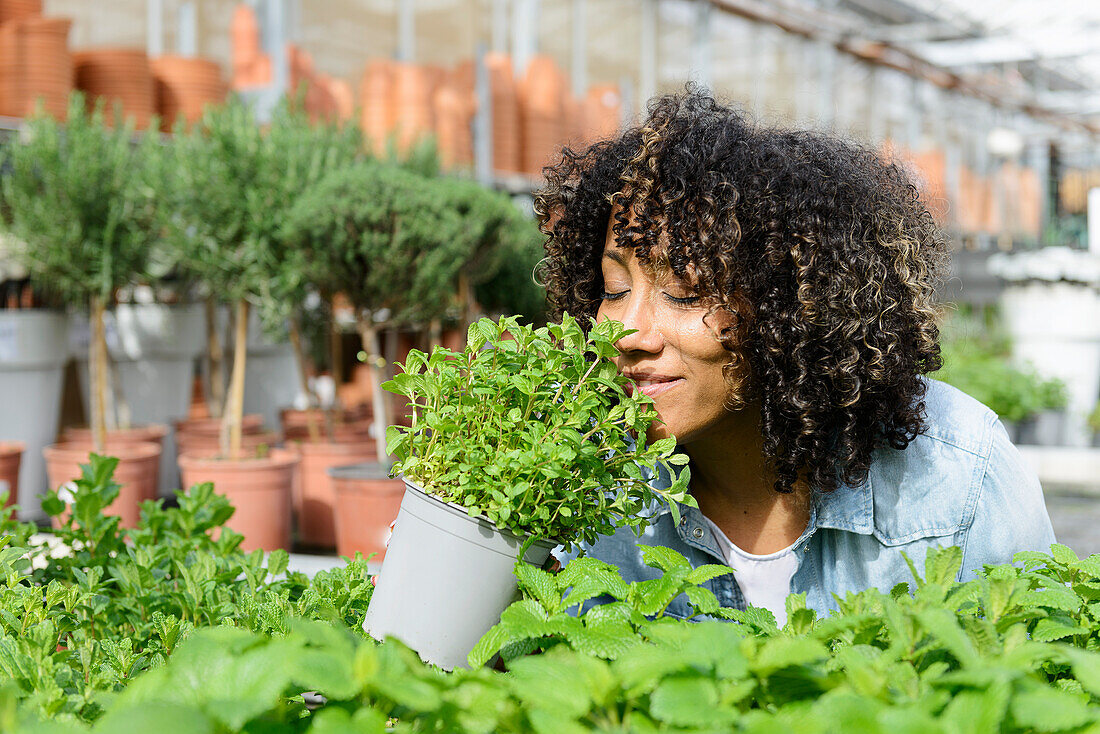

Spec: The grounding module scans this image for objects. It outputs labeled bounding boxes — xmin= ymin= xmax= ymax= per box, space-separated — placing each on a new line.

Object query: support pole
xmin=571 ymin=0 xmax=587 ymax=96
xmin=147 ymin=0 xmax=163 ymax=58
xmin=640 ymin=0 xmax=657 ymax=107
xmin=397 ymin=0 xmax=415 ymax=62
xmin=691 ymin=0 xmax=713 ymax=90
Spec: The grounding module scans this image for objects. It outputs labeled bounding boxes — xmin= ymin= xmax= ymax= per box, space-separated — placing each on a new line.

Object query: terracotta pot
xmin=0 ymin=16 xmax=72 ymax=119
xmin=62 ymin=423 xmax=168 ymax=446
xmin=178 ymin=449 xmax=299 ymax=552
xmin=328 ymin=462 xmax=404 ymax=561
xmin=151 ymin=54 xmax=226 ymax=130
xmin=174 ymin=414 xmax=264 ymax=436
xmin=43 ymin=440 xmax=161 ymax=528
xmin=0 ymin=0 xmax=42 ymax=24
xmin=289 ymin=440 xmax=378 ymax=548
xmin=175 ymin=430 xmax=279 ymax=461
xmin=73 ymin=48 xmax=155 ymax=129
xmin=0 ymin=442 xmax=24 ymax=511
xmin=281 ymin=407 xmax=373 ymax=443
xmin=360 ymin=58 xmax=395 ymax=155
xmin=486 ymin=53 xmax=521 ymax=174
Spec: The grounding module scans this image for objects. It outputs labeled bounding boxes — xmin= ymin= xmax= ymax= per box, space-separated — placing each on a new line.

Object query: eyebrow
xmin=602 ymin=249 xmax=626 ymax=264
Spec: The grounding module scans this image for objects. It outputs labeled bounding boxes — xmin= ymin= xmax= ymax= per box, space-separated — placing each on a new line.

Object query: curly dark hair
xmin=534 ymin=87 xmax=948 ymax=495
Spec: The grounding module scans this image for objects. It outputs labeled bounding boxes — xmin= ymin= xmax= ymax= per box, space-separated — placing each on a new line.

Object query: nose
xmin=612 ymin=290 xmax=664 ymax=355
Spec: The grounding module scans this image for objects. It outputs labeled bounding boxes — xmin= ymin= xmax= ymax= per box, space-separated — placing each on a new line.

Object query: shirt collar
xmin=651 ymin=461 xmax=876 ymax=536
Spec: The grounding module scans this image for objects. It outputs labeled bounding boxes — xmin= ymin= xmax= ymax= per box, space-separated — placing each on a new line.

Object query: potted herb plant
xmin=165 ymin=98 xmax=302 ymax=551
xmin=0 ymin=93 xmax=163 ymax=524
xmin=364 ymin=315 xmax=692 ymax=669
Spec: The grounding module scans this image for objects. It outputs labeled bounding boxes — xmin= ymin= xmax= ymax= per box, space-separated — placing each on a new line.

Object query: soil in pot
xmin=289 ymin=440 xmax=377 ymax=549
xmin=177 ymin=448 xmax=299 ymax=552
xmin=363 ymin=477 xmax=556 ymax=670
xmin=328 ymin=462 xmax=403 ymax=561
xmin=280 ymin=406 xmax=372 ymax=443
xmin=0 ymin=442 xmax=24 ymax=512
xmin=43 ymin=440 xmax=161 ymax=528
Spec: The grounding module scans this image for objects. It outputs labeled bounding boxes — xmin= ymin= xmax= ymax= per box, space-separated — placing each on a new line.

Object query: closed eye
xmin=601 ymin=290 xmax=628 ymax=301
xmin=665 ymin=294 xmax=700 ymax=305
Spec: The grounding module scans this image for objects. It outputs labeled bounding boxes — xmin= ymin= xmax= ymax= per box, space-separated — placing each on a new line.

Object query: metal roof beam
xmin=910 ymin=34 xmax=1099 ymax=67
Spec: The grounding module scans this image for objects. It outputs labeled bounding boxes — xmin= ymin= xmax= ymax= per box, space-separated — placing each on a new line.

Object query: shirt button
xmin=691 ymin=527 xmax=705 ymax=539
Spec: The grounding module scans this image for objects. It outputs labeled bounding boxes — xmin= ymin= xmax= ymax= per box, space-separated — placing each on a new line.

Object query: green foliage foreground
xmin=2 ymin=456 xmax=1100 ymax=733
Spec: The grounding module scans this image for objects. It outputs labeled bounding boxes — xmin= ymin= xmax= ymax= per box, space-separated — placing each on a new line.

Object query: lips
xmin=623 ymin=372 xmax=684 ymax=399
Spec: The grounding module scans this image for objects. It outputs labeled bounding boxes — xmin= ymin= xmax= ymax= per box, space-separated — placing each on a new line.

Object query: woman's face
xmin=596 ymin=227 xmax=739 ymax=446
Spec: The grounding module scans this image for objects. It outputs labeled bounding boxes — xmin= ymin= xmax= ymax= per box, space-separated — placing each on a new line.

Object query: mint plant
xmin=383 ymin=314 xmax=693 ymax=548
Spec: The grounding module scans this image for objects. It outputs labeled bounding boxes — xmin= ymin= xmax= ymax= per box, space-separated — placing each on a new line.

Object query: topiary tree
xmin=283 ymin=163 xmax=475 ymax=463
xmin=474 ymin=208 xmax=548 ymax=325
xmin=0 ymin=94 xmax=160 ymax=452
xmin=162 ymin=98 xmax=361 ymax=457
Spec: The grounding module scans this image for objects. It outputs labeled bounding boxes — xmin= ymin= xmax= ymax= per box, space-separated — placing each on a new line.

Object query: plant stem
xmin=358 ymin=318 xmax=391 ymax=469
xmin=288 ymin=315 xmax=321 ymax=442
xmin=329 ymin=298 xmax=343 ymax=411
xmin=90 ymin=294 xmax=108 ymax=454
xmin=204 ymin=297 xmax=225 ymax=419
xmin=222 ymin=299 xmax=250 ymax=459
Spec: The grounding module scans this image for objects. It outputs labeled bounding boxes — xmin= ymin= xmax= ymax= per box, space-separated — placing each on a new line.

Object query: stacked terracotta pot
xmin=433 ymin=63 xmax=476 ymax=168
xmin=360 ymin=59 xmax=396 ymax=155
xmin=392 ymin=62 xmax=439 ymax=153
xmin=584 ymin=84 xmax=622 ymax=146
xmin=74 ymin=48 xmax=155 ymax=129
xmin=519 ymin=55 xmax=566 ymax=176
xmin=486 ymin=53 xmax=522 ymax=174
xmin=152 ymin=55 xmax=227 ymax=131
xmin=230 ymin=3 xmax=271 ymax=89
xmin=0 ymin=0 xmax=39 ymax=24
xmin=0 ymin=16 xmax=72 ymax=119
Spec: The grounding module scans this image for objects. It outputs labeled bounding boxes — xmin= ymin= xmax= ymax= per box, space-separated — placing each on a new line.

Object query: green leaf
xmin=1009 ymin=685 xmax=1094 ymax=732
xmin=515 ymin=563 xmax=562 ymax=614
xmin=650 ymin=676 xmax=735 ymax=728
xmin=686 ymin=564 xmax=734 ymax=586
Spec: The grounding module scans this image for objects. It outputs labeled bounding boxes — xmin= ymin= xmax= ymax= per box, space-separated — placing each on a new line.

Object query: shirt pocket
xmin=869 ymin=435 xmax=979 ymax=546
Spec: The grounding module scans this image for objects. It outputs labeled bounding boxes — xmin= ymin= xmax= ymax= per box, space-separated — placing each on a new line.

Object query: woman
xmin=538 ymin=89 xmax=1055 ymax=624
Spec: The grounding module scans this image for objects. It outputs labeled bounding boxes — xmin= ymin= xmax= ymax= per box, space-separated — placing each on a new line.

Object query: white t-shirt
xmin=699 ymin=516 xmax=800 ymax=628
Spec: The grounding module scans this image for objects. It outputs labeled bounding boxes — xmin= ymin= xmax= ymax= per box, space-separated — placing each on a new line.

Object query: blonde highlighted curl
xmin=534 ymin=87 xmax=948 ymax=495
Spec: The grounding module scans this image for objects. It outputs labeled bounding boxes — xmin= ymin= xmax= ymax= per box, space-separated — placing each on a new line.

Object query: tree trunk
xmin=428 ymin=318 xmax=443 ymax=351
xmin=329 ymin=302 xmax=343 ymax=411
xmin=358 ymin=318 xmax=390 ymax=469
xmin=89 ymin=294 xmax=109 ymax=454
xmin=288 ymin=315 xmax=321 ymax=442
xmin=205 ymin=297 xmax=226 ymax=419
xmin=221 ymin=299 xmax=250 ymax=459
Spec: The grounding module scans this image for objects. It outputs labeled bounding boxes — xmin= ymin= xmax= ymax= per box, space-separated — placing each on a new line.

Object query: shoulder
xmin=866 ymin=377 xmax=1053 ymax=569
xmin=864 ymin=377 xmax=999 ymax=544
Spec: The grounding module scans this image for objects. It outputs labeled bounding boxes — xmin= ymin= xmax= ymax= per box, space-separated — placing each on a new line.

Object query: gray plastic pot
xmin=0 ymin=310 xmax=69 ymax=520
xmin=363 ymin=477 xmax=556 ymax=670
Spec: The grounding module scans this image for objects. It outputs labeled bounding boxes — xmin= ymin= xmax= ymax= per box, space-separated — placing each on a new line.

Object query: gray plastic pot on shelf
xmin=0 ymin=310 xmax=69 ymax=520
xmin=363 ymin=477 xmax=556 ymax=671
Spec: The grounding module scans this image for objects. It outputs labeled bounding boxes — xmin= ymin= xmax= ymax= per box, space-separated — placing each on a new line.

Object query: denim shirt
xmin=555 ymin=378 xmax=1057 ymax=619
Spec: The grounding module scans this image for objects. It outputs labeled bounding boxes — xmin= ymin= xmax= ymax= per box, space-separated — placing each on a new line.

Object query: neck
xmin=682 ymin=402 xmax=811 ymax=554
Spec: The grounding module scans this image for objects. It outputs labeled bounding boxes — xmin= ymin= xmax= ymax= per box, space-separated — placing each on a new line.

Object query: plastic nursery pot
xmin=0 ymin=442 xmax=25 ymax=511
xmin=328 ymin=462 xmax=404 ymax=561
xmin=289 ymin=440 xmax=377 ymax=549
xmin=0 ymin=310 xmax=69 ymax=519
xmin=43 ymin=440 xmax=161 ymax=528
xmin=177 ymin=449 xmax=299 ymax=552
xmin=363 ymin=477 xmax=556 ymax=671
